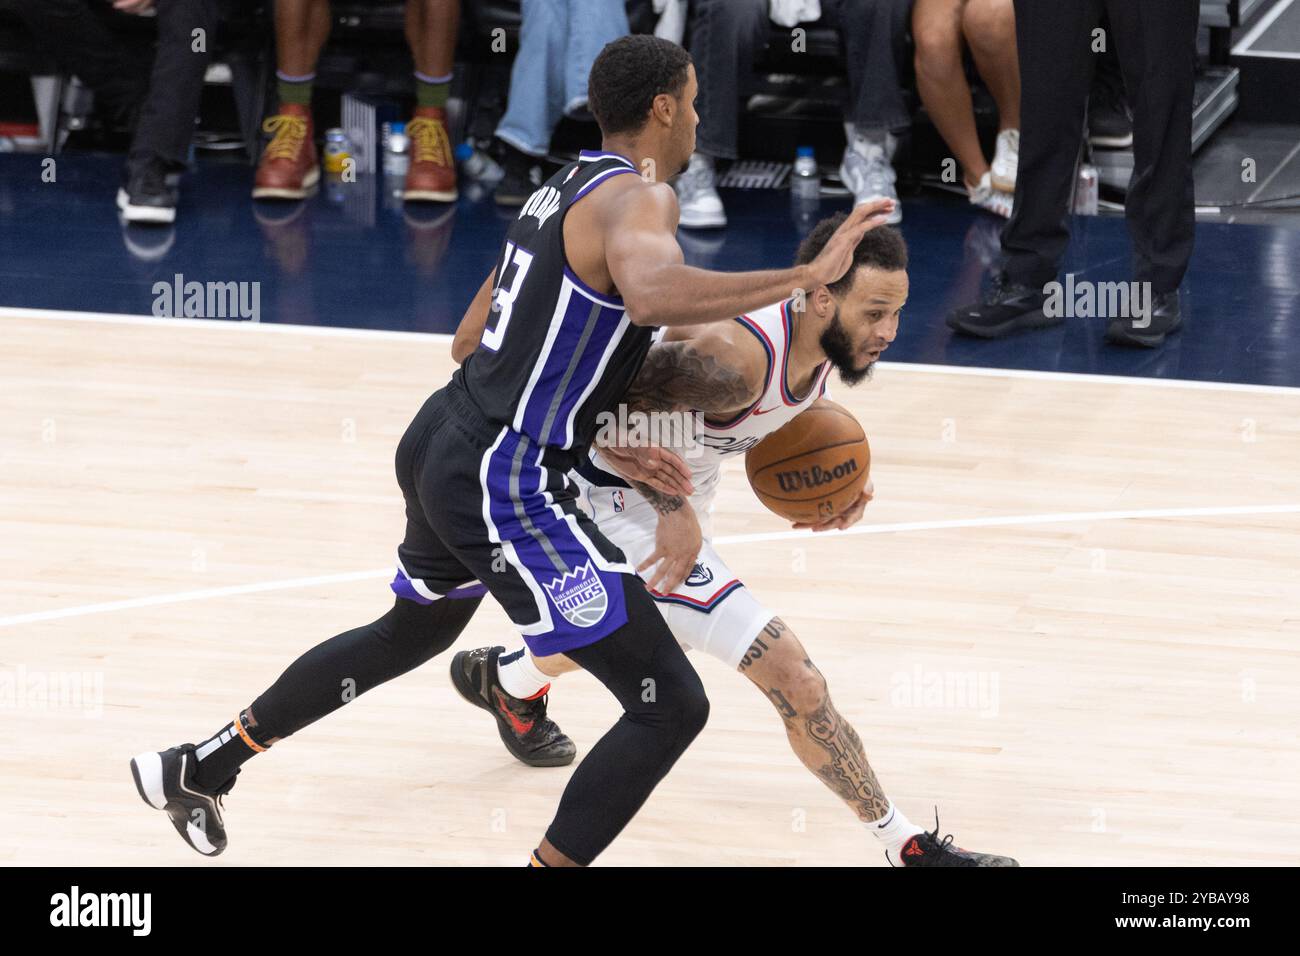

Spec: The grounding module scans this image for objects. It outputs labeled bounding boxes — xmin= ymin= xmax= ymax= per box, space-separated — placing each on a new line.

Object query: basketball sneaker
xmin=1106 ymin=290 xmax=1183 ymax=348
xmin=117 ymin=156 xmax=177 ymax=224
xmin=129 ymin=744 xmax=237 ymax=856
xmin=989 ymin=128 xmax=1019 ymax=194
xmin=889 ymin=812 xmax=1018 ymax=867
xmin=839 ymin=131 xmax=902 ymax=224
xmin=450 ymin=646 xmax=576 ymax=767
xmin=966 ymin=171 xmax=1014 ymax=219
xmin=674 ymin=152 xmax=726 ymax=229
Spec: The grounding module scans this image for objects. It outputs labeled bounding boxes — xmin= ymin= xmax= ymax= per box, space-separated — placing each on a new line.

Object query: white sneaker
xmin=839 ymin=135 xmax=902 ymax=224
xmin=674 ymin=153 xmax=726 ymax=228
xmin=967 ymin=171 xmax=1013 ymax=219
xmin=990 ymin=128 xmax=1018 ymax=194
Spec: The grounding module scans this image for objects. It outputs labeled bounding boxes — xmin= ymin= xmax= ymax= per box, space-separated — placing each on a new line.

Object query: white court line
xmin=0 ymin=306 xmax=455 ymax=344
xmin=6 ymin=305 xmax=1300 ymax=395
xmin=2 ymin=503 xmax=1297 ymax=629
xmin=0 ymin=569 xmax=391 ymax=628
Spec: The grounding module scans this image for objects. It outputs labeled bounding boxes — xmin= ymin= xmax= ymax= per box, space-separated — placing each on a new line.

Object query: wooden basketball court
xmin=2 ymin=309 xmax=1297 ymax=866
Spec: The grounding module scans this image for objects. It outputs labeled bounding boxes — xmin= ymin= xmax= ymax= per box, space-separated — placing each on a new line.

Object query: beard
xmin=819 ymin=306 xmax=875 ymax=386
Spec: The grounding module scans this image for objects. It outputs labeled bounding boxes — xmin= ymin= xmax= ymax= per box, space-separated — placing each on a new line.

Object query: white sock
xmin=868 ymin=803 xmax=926 ymax=855
xmin=496 ymin=647 xmax=552 ymax=700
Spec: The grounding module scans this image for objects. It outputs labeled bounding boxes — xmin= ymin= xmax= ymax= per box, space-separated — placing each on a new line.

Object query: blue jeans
xmin=496 ymin=0 xmax=631 ymax=157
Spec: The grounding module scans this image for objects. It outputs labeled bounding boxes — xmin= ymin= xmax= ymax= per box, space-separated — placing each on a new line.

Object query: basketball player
xmin=450 ymin=214 xmax=1018 ymax=866
xmin=129 ymin=35 xmax=894 ymax=867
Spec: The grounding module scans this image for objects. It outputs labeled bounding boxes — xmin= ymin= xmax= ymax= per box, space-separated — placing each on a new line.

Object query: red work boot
xmin=403 ymin=106 xmax=457 ymax=203
xmin=252 ymin=103 xmax=319 ymax=200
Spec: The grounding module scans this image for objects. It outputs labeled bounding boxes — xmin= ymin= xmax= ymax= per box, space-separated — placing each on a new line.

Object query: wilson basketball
xmin=745 ymin=399 xmax=871 ymax=524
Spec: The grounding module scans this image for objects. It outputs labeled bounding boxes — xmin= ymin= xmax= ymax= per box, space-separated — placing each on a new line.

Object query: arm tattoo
xmin=630 ymin=480 xmax=684 ymax=516
xmin=624 ymin=340 xmax=758 ymax=416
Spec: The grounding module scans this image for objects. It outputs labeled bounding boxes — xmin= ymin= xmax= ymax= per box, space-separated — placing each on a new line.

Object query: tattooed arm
xmin=623 ymin=325 xmax=767 ymax=418
xmin=595 ymin=324 xmax=766 ymax=512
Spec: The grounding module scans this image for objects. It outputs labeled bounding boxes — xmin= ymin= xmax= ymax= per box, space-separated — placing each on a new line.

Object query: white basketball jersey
xmin=589 ymin=297 xmax=832 ymax=506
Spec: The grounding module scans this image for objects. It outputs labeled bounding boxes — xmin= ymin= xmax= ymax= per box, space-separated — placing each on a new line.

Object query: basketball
xmin=745 ymin=399 xmax=871 ymax=524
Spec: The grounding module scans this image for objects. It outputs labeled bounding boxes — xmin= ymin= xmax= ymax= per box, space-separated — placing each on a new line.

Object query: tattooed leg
xmin=738 ymin=618 xmax=891 ymax=823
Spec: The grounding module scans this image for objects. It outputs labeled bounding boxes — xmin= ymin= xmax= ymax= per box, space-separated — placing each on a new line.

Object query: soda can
xmin=1073 ymin=163 xmax=1099 ymax=216
xmin=323 ymin=128 xmax=351 ymax=175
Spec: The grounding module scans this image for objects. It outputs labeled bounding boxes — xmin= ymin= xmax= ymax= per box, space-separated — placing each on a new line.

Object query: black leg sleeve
xmin=249 ymin=595 xmax=481 ymax=741
xmin=542 ymin=576 xmax=710 ymax=866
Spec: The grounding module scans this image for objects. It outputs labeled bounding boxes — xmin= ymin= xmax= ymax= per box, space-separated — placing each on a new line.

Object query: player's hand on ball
xmin=638 ymin=501 xmax=703 ymax=594
xmin=600 ymin=443 xmax=694 ymax=498
xmin=792 ymin=479 xmax=874 ymax=532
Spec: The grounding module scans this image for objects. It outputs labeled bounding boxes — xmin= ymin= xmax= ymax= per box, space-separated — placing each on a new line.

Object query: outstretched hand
xmin=804 ymin=200 xmax=896 ymax=288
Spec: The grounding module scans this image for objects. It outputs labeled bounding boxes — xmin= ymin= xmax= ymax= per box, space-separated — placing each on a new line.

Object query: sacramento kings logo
xmin=544 ymin=561 xmax=609 ymax=627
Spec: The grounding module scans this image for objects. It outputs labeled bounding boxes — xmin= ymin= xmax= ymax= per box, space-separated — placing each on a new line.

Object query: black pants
xmin=689 ymin=0 xmax=912 ymax=159
xmin=11 ymin=0 xmax=216 ymax=167
xmin=1002 ymin=0 xmax=1198 ymax=293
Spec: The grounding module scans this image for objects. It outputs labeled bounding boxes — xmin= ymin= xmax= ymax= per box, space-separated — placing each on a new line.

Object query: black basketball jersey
xmin=458 ymin=150 xmax=651 ymax=453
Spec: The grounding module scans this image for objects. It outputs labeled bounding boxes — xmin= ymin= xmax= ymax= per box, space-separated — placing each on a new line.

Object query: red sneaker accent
xmin=903 ymin=837 xmax=925 ymax=857
xmin=494 ymin=689 xmax=535 ymax=736
xmin=522 ymin=684 xmax=551 ymax=701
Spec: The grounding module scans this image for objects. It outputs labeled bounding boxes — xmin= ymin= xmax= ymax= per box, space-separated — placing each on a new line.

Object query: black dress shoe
xmin=946 ymin=273 xmax=1057 ymax=339
xmin=1105 ymin=291 xmax=1182 ymax=347
xmin=116 ymin=156 xmax=178 ymax=224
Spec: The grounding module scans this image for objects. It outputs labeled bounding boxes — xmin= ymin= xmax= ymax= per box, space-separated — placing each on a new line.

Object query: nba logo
xmin=612 ymin=490 xmax=624 ymax=513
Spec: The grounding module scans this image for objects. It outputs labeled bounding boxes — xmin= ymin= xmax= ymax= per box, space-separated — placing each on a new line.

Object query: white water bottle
xmin=791 ymin=146 xmax=820 ymax=200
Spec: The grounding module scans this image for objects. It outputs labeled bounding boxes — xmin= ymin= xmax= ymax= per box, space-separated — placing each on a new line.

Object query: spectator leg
xmin=834 ymin=0 xmax=913 ymax=137
xmin=406 ymin=0 xmax=460 ymax=77
xmin=1000 ymin=0 xmax=1100 ymax=288
xmin=495 ymin=0 xmax=568 ymax=157
xmin=127 ymin=0 xmax=218 ymax=169
xmin=962 ymin=0 xmax=1020 ymax=131
xmin=274 ymin=0 xmax=332 ymax=76
xmin=913 ymin=0 xmax=987 ymax=183
xmin=1104 ymin=0 xmax=1197 ymax=294
xmin=562 ymin=0 xmax=630 ymax=116
xmin=686 ymin=0 xmax=768 ymax=161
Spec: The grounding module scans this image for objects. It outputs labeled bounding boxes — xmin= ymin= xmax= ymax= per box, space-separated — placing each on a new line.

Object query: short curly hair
xmin=794 ymin=214 xmax=908 ymax=296
xmin=588 ymin=35 xmax=693 ymax=136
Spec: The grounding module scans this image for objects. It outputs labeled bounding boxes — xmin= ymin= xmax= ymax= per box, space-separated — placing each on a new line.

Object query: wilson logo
xmin=774 ymin=458 xmax=857 ymax=493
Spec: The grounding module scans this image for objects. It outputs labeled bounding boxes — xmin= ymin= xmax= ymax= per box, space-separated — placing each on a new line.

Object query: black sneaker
xmin=946 ymin=273 xmax=1057 ymax=339
xmin=116 ymin=157 xmax=178 ymax=224
xmin=493 ymin=142 xmax=543 ymax=206
xmin=889 ymin=811 xmax=1019 ymax=867
xmin=1088 ymin=73 xmax=1133 ymax=149
xmin=450 ymin=646 xmax=577 ymax=767
xmin=129 ymin=744 xmax=236 ymax=856
xmin=1106 ymin=290 xmax=1182 ymax=348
